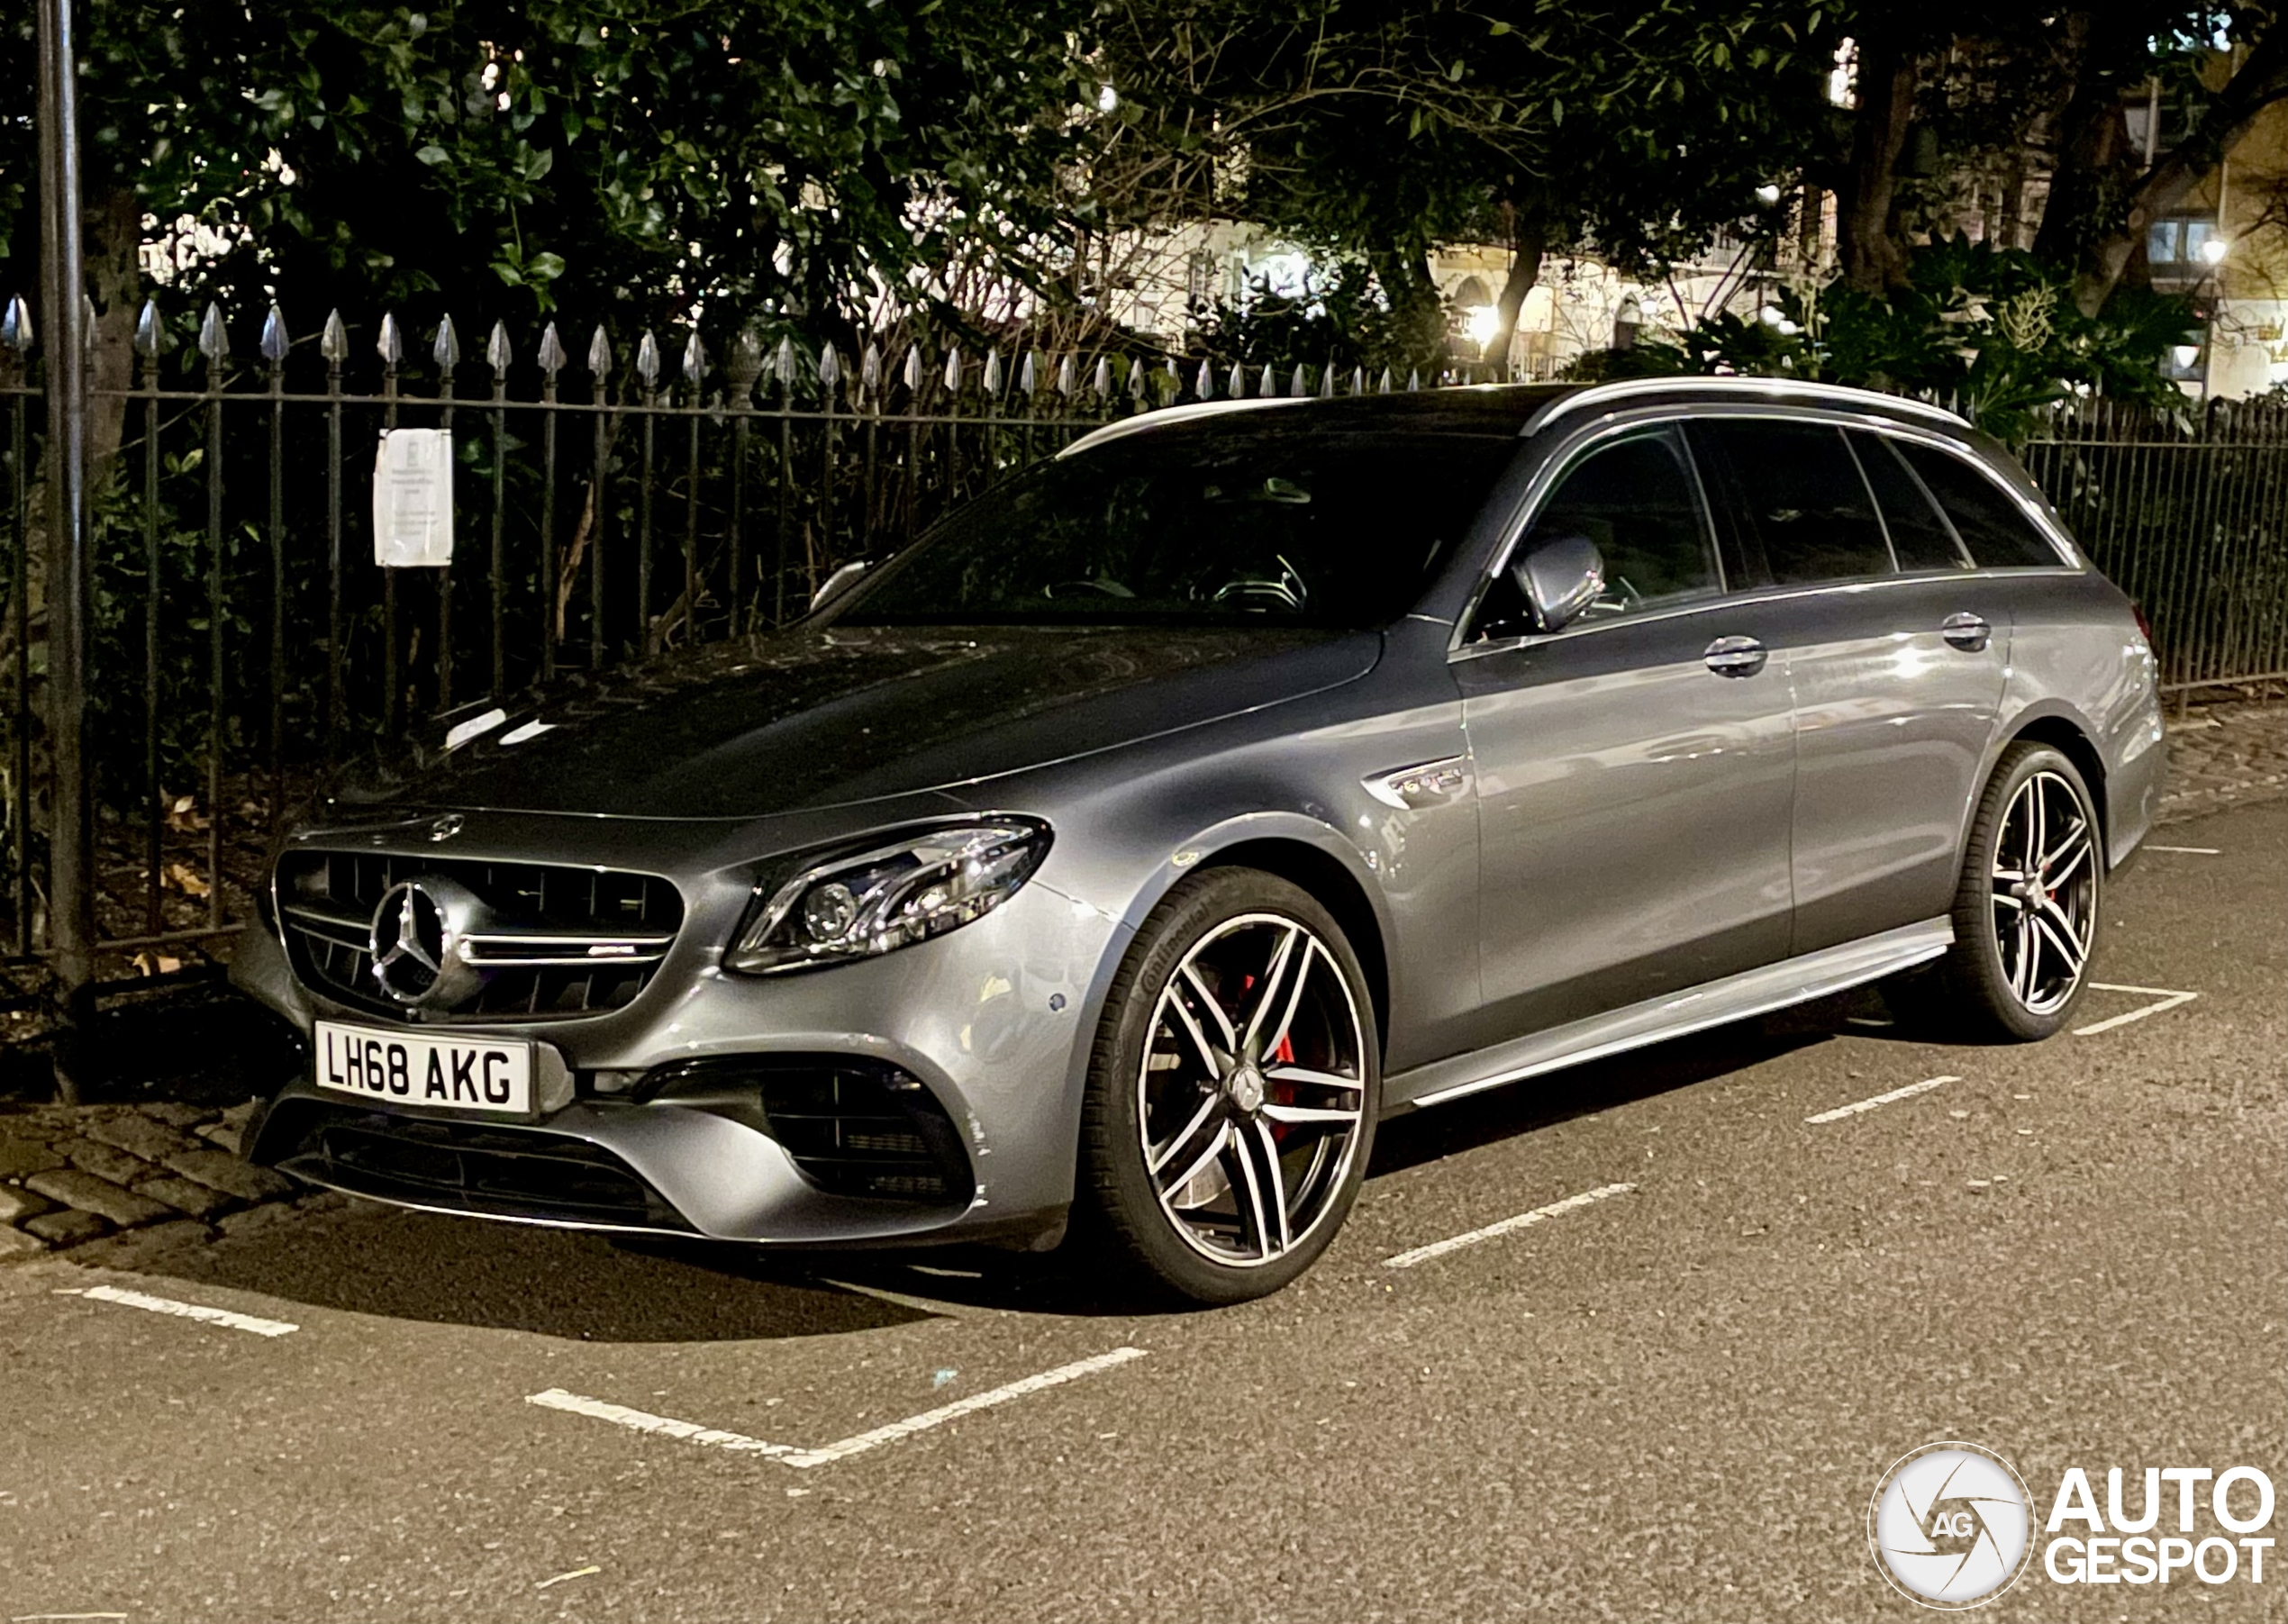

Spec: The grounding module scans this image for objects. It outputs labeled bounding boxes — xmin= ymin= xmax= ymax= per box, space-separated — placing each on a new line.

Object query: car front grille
xmin=277 ymin=849 xmax=685 ymax=1021
xmin=640 ymin=1056 xmax=974 ymax=1204
xmin=277 ymin=1103 xmax=692 ymax=1231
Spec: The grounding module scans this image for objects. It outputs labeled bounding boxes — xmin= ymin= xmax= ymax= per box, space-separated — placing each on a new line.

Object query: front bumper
xmin=236 ymin=873 xmax=1129 ymax=1248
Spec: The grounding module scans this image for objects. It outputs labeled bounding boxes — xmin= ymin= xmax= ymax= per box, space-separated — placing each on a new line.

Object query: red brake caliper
xmin=1268 ymin=1034 xmax=1295 ymax=1138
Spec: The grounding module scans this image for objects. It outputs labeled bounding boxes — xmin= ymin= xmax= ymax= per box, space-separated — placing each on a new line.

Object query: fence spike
xmin=727 ymin=329 xmax=763 ymax=396
xmin=2 ymin=295 xmax=29 ymax=351
xmin=773 ymin=334 xmax=795 ymax=387
xmin=1092 ymin=354 xmax=1112 ymax=397
xmin=1057 ymin=353 xmax=1078 ymax=396
xmin=943 ymin=345 xmax=963 ymax=393
xmin=82 ymin=295 xmax=98 ymax=348
xmin=635 ymin=330 xmax=661 ymax=388
xmin=1130 ymin=356 xmax=1149 ymax=400
xmin=1376 ymin=367 xmax=1393 ymax=395
xmin=259 ymin=304 xmax=289 ymax=363
xmin=377 ymin=312 xmax=403 ymax=365
xmin=133 ymin=298 xmax=164 ymax=359
xmin=488 ymin=320 xmax=513 ymax=375
xmin=903 ymin=346 xmax=922 ymax=390
xmin=1350 ymin=366 xmax=1365 ymax=396
xmin=1290 ymin=363 xmax=1309 ymax=398
xmin=587 ymin=325 xmax=614 ymax=376
xmin=1258 ymin=363 xmax=1276 ymax=396
xmin=198 ymin=302 xmax=230 ymax=362
xmin=818 ymin=344 xmax=841 ymax=390
xmin=1020 ymin=352 xmax=1038 ymax=395
xmin=1319 ymin=359 xmax=1335 ymax=398
xmin=1194 ymin=358 xmax=1213 ymax=399
xmin=861 ymin=341 xmax=882 ymax=393
xmin=320 ymin=309 xmax=348 ymax=363
xmin=683 ymin=328 xmax=707 ymax=386
xmin=538 ymin=322 xmax=566 ymax=375
xmin=1406 ymin=367 xmax=1421 ymax=392
xmin=1228 ymin=361 xmax=1245 ymax=399
xmin=984 ymin=349 xmax=1003 ymax=394
xmin=434 ymin=314 xmax=460 ymax=369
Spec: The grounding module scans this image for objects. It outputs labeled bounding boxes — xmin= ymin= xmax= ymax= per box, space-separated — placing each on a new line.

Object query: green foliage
xmin=1 ymin=0 xmax=1099 ymax=347
xmin=1099 ymin=0 xmax=1842 ymax=304
xmin=1606 ymin=238 xmax=2198 ymax=441
xmin=1185 ymin=268 xmax=1452 ymax=378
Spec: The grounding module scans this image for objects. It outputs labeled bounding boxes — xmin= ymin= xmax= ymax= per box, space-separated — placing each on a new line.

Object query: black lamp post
xmin=35 ymin=0 xmax=94 ymax=1101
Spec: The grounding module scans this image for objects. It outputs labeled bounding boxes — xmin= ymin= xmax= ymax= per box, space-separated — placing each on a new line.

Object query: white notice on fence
xmin=372 ymin=428 xmax=455 ymax=567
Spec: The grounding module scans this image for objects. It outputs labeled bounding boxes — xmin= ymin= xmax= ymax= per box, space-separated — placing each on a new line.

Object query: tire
xmin=1888 ymin=741 xmax=2102 ymax=1042
xmin=1073 ymin=868 xmax=1381 ymax=1305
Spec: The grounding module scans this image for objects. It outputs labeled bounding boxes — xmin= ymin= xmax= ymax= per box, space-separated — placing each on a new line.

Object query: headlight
xmin=726 ymin=820 xmax=1052 ymax=975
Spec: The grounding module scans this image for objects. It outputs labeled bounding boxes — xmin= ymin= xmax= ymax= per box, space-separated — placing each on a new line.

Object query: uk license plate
xmin=313 ymin=1020 xmax=534 ymax=1115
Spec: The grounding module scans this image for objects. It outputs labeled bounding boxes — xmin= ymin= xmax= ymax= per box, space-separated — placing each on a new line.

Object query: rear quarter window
xmin=1894 ymin=443 xmax=2067 ymax=569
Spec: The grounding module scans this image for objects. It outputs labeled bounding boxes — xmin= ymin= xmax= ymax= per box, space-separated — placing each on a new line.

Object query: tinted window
xmin=1852 ymin=433 xmax=1970 ymax=572
xmin=843 ymin=427 xmax=1516 ymax=627
xmin=1698 ymin=420 xmax=1895 ymax=584
xmin=1498 ymin=429 xmax=1720 ymax=629
xmin=1895 ymin=443 xmax=2066 ymax=568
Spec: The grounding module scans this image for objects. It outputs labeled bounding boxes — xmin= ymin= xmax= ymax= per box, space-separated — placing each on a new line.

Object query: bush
xmin=1606 ymin=237 xmax=2196 ymax=442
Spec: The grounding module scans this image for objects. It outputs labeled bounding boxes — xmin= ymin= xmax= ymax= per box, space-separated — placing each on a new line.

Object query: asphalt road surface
xmin=3 ymin=801 xmax=2282 ymax=1622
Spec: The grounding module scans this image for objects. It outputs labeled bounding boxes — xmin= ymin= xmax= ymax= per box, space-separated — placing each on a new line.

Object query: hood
xmin=325 ymin=624 xmax=1381 ymax=821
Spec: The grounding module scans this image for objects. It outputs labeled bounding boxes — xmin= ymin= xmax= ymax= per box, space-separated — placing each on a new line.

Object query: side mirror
xmin=809 ymin=558 xmax=875 ymax=613
xmin=1512 ymin=533 xmax=1605 ymax=633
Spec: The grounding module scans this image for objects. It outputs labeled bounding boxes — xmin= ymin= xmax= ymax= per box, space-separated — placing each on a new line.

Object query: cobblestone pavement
xmin=2 ymin=694 xmax=2283 ymax=1267
xmin=0 ymin=1096 xmax=341 ymax=1267
xmin=2158 ymin=694 xmax=2288 ymax=821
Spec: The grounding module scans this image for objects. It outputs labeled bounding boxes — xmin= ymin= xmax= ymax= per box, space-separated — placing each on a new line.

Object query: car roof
xmin=1060 ymin=377 xmax=1967 ymax=458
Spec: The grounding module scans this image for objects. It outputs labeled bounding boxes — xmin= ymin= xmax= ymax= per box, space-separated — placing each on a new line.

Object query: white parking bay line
xmin=1381 ymin=1182 xmax=1636 ymax=1270
xmin=2075 ymin=983 xmax=2200 ymax=1038
xmin=526 ymin=1389 xmax=795 ymax=1456
xmin=527 ymin=1347 xmax=1149 ymax=1473
xmin=776 ymin=1347 xmax=1148 ymax=1469
xmin=2145 ymin=845 xmax=2220 ymax=855
xmin=59 ymin=1284 xmax=298 ymax=1338
xmin=1804 ymin=1075 xmax=1960 ymax=1126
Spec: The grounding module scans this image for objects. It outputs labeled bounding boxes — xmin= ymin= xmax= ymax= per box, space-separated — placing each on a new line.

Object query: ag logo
xmin=1869 ymin=1441 xmax=2034 ymax=1609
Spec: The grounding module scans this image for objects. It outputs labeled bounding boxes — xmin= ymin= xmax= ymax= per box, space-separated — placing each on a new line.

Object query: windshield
xmin=840 ymin=422 xmax=1517 ymax=628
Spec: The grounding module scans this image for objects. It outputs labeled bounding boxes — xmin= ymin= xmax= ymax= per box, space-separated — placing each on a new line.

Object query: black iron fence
xmin=0 ymin=298 xmax=1503 ymax=1003
xmin=2020 ymin=395 xmax=2288 ymax=696
xmin=0 ymin=299 xmax=2283 ymax=1030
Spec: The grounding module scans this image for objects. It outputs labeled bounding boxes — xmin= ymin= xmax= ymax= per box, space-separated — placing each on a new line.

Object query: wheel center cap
xmin=1228 ymin=1064 xmax=1266 ymax=1114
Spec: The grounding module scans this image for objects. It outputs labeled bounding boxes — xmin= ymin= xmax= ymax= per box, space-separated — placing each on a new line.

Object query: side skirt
xmin=1385 ymin=917 xmax=1954 ymax=1114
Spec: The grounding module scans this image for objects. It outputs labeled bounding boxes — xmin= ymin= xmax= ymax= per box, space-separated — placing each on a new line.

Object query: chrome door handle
xmin=1941 ymin=612 xmax=1993 ymax=652
xmin=1703 ymin=635 xmax=1767 ymax=677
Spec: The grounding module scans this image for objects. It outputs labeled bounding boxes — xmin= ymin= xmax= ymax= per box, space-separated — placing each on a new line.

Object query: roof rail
xmin=1521 ymin=377 xmax=1966 ymax=437
xmin=1058 ymin=395 xmax=1306 ymax=458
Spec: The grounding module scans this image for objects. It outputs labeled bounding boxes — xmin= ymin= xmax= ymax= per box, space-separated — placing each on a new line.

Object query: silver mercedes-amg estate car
xmin=233 ymin=377 xmax=2164 ymax=1302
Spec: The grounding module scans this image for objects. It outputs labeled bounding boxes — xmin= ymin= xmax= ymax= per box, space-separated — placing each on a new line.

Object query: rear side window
xmin=1694 ymin=420 xmax=1894 ymax=585
xmin=1893 ymin=443 xmax=2066 ymax=568
xmin=1850 ymin=433 xmax=1971 ymax=572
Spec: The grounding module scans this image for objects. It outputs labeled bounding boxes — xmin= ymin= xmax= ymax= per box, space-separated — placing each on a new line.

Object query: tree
xmin=1095 ymin=0 xmax=1845 ymax=367
xmin=2034 ymin=8 xmax=2288 ymax=313
xmin=1823 ymin=5 xmax=2288 ymax=314
xmin=0 ymin=0 xmax=1099 ymax=425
